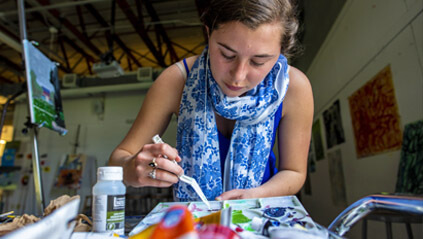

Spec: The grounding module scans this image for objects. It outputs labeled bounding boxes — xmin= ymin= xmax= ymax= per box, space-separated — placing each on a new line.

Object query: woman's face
xmin=208 ymin=21 xmax=282 ymax=97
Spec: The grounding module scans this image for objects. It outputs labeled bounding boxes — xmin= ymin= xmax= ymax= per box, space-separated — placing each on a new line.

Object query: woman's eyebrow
xmin=218 ymin=42 xmax=237 ymax=53
xmin=217 ymin=42 xmax=276 ymax=58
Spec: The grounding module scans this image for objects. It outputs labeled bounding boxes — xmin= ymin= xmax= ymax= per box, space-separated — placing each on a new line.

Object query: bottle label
xmin=93 ymin=194 xmax=125 ymax=235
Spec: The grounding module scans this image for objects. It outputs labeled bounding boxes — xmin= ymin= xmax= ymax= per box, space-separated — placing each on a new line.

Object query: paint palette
xmin=129 ymin=196 xmax=320 ymax=237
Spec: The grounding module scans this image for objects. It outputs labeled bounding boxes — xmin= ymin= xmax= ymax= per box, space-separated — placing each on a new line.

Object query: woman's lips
xmin=225 ymin=83 xmax=243 ymax=91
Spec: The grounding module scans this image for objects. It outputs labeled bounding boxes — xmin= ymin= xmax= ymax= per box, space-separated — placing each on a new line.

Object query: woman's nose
xmin=230 ymin=60 xmax=248 ymax=84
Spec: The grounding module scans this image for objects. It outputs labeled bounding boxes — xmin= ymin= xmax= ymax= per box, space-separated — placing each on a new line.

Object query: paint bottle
xmin=251 ymin=217 xmax=281 ymax=237
xmin=92 ymin=166 xmax=126 ymax=235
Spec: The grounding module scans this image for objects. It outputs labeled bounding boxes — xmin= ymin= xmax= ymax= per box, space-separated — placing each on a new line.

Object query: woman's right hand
xmin=122 ymin=142 xmax=183 ymax=188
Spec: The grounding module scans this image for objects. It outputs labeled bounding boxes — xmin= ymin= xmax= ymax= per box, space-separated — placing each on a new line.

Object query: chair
xmin=361 ymin=207 xmax=423 ymax=239
xmin=328 ymin=194 xmax=423 ymax=238
xmin=360 ymin=121 xmax=423 ymax=238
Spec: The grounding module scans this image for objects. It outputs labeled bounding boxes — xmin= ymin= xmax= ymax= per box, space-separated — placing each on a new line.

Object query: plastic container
xmin=92 ymin=166 xmax=126 ymax=235
xmin=150 ymin=205 xmax=198 ymax=239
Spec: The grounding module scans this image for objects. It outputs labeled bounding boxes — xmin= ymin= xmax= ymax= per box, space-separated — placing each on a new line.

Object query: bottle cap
xmin=97 ymin=166 xmax=123 ymax=181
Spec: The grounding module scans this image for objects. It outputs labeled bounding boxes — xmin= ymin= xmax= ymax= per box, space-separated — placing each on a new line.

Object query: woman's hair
xmin=200 ymin=0 xmax=302 ymax=59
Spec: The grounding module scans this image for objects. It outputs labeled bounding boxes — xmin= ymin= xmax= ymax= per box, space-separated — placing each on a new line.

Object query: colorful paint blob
xmin=264 ymin=207 xmax=286 ymax=217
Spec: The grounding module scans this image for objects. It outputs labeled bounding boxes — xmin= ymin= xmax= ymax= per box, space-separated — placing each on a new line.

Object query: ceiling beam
xmin=35 ymin=0 xmax=103 ymax=57
xmin=58 ymin=35 xmax=70 ymax=70
xmin=75 ymin=5 xmax=89 ymax=39
xmin=84 ymin=3 xmax=142 ymax=67
xmin=0 ymin=24 xmax=22 ymax=53
xmin=179 ymin=41 xmax=206 ymax=59
xmin=143 ymin=0 xmax=179 ymax=63
xmin=116 ymin=0 xmax=166 ymax=67
xmin=0 ymin=75 xmax=15 ymax=84
xmin=0 ymin=0 xmax=109 ymax=18
xmin=26 ymin=4 xmax=96 ymax=65
xmin=0 ymin=55 xmax=23 ymax=77
xmin=61 ymin=36 xmax=95 ymax=63
xmin=0 ymin=20 xmax=71 ymax=75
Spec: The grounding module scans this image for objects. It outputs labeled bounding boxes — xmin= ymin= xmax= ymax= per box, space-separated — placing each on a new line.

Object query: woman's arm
xmin=218 ymin=66 xmax=314 ymax=199
xmin=108 ymin=63 xmax=187 ymax=188
xmin=262 ymin=65 xmax=313 ymax=196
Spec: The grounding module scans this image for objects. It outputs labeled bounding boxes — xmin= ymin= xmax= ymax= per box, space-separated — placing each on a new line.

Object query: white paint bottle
xmin=92 ymin=166 xmax=126 ymax=235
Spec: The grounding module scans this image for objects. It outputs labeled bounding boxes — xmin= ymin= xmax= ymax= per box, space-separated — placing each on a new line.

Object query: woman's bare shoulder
xmin=184 ymin=55 xmax=199 ymax=71
xmin=287 ymin=66 xmax=312 ymax=96
xmin=288 ymin=66 xmax=309 ymax=86
xmin=282 ymin=66 xmax=313 ymax=116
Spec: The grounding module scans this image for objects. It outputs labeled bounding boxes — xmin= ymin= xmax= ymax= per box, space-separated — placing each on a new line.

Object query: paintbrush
xmin=152 ymin=134 xmax=211 ymax=210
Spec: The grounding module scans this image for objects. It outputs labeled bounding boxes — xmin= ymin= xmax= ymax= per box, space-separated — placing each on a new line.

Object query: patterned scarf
xmin=175 ymin=47 xmax=289 ymax=201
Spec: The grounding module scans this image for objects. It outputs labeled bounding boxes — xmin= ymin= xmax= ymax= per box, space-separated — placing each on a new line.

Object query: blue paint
xmin=264 ymin=207 xmax=286 ymax=217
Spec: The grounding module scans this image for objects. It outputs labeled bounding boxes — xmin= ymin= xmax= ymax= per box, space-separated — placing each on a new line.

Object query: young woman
xmin=109 ymin=0 xmax=313 ymax=201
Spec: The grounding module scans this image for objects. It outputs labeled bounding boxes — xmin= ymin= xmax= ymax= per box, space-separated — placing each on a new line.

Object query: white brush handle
xmin=152 ymin=134 xmax=211 ymax=209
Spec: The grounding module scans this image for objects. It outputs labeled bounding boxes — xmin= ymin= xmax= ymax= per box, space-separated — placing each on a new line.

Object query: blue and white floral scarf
xmin=175 ymin=47 xmax=289 ymax=201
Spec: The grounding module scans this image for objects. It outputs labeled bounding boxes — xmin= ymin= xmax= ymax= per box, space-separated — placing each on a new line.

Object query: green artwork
xmin=395 ymin=120 xmax=423 ymax=194
xmin=23 ymin=40 xmax=67 ymax=135
xmin=312 ymin=119 xmax=325 ymax=160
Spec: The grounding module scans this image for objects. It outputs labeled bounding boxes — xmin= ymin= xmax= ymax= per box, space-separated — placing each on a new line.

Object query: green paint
xmin=232 ymin=210 xmax=252 ymax=224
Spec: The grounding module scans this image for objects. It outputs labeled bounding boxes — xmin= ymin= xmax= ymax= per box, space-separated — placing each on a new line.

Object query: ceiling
xmin=0 ymin=0 xmax=346 ymax=99
xmin=0 ymin=0 xmax=207 ymax=88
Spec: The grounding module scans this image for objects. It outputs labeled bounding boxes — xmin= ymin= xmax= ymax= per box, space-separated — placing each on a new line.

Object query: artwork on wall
xmin=327 ymin=149 xmax=347 ymax=207
xmin=323 ymin=100 xmax=345 ymax=149
xmin=1 ymin=141 xmax=21 ymax=167
xmin=348 ymin=65 xmax=402 ymax=158
xmin=312 ymin=119 xmax=325 ymax=160
xmin=54 ymin=154 xmax=86 ymax=189
xmin=395 ymin=120 xmax=423 ymax=194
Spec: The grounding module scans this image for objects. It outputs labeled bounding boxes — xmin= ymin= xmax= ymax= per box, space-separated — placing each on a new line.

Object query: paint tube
xmin=251 ymin=217 xmax=281 ymax=237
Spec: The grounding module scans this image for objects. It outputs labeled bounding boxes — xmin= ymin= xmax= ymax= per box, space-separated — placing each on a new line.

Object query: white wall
xmin=301 ymin=0 xmax=422 ymax=238
xmin=9 ymin=89 xmax=166 ymax=214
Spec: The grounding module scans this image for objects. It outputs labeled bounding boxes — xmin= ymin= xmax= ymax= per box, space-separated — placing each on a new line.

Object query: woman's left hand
xmin=215 ymin=188 xmax=258 ymax=200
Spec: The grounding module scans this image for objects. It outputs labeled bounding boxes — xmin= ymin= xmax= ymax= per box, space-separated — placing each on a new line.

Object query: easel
xmin=17 ymin=0 xmax=45 ymax=214
xmin=22 ymin=118 xmax=46 ymax=213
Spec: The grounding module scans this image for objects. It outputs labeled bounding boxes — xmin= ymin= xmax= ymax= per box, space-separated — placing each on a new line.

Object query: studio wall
xmin=301 ymin=0 xmax=422 ymax=238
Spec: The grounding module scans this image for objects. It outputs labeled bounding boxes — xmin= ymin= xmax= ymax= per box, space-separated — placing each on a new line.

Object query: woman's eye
xmin=251 ymin=60 xmax=265 ymax=66
xmin=221 ymin=52 xmax=235 ymax=60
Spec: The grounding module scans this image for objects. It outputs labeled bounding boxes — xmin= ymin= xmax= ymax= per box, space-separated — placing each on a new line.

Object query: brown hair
xmin=200 ymin=0 xmax=302 ymax=59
